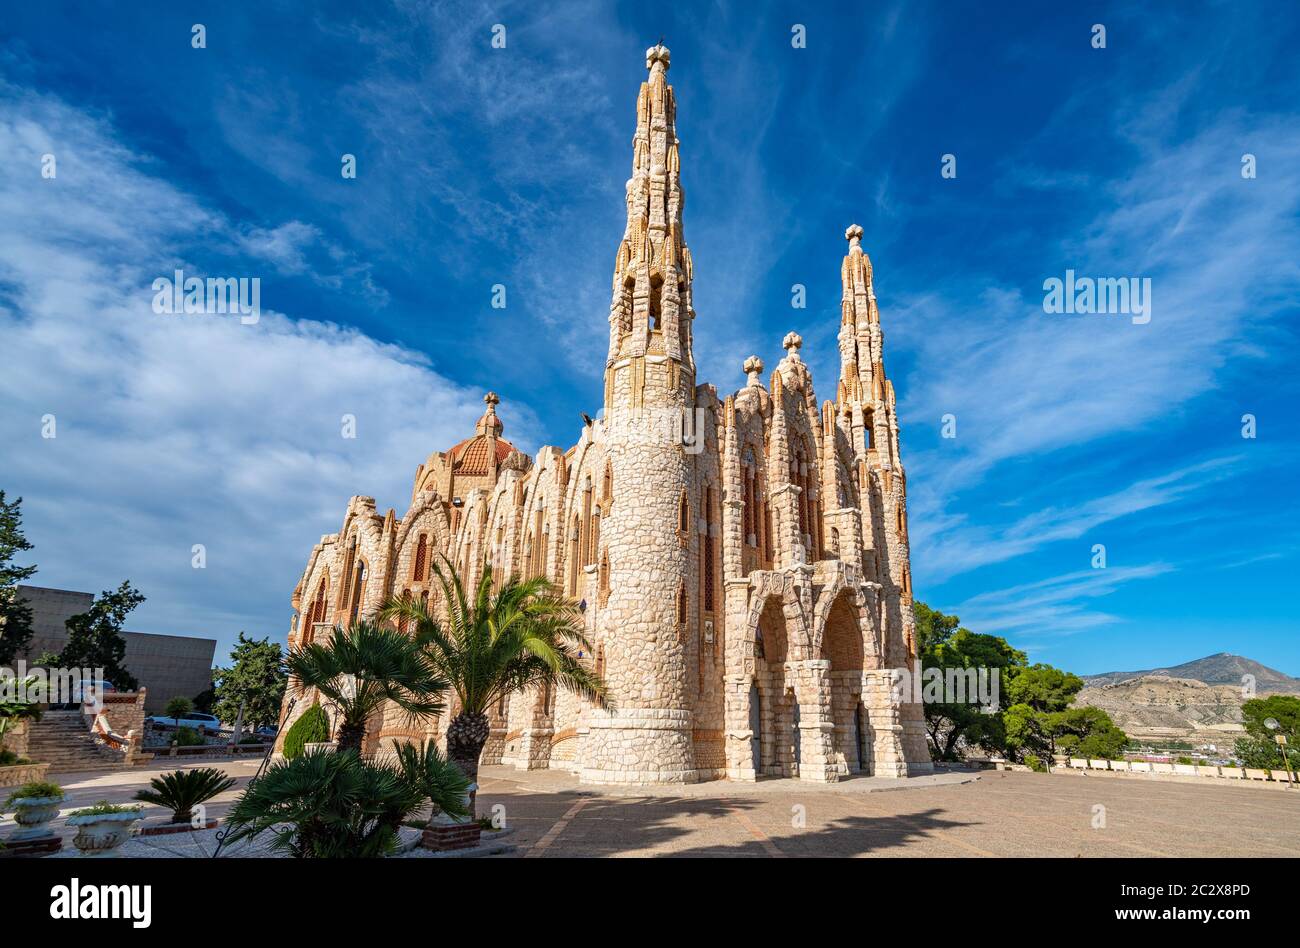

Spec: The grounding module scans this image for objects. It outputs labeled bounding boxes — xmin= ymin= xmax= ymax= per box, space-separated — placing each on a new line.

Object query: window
xmin=413 ymin=534 xmax=427 ymax=582
xmin=678 ymin=490 xmax=690 ymax=534
xmin=702 ymin=487 xmax=715 ymax=613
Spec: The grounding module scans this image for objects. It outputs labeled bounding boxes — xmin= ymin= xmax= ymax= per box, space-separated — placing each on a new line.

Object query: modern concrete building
xmin=13 ymin=585 xmax=217 ymax=714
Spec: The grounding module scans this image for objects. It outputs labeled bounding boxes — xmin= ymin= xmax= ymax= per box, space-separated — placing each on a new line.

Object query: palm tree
xmin=222 ymin=744 xmax=468 ymax=858
xmin=380 ymin=556 xmax=606 ymax=816
xmin=285 ymin=619 xmax=448 ymax=754
xmin=133 ymin=767 xmax=236 ymax=826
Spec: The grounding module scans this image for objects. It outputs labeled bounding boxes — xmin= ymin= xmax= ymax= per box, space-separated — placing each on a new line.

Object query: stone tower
xmin=582 ymin=43 xmax=699 ymax=783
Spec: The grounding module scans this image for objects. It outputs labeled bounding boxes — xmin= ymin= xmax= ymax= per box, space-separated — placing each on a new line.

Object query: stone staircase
xmin=25 ymin=710 xmax=129 ymax=773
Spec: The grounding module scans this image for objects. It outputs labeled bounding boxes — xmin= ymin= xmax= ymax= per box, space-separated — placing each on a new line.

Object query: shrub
xmin=0 ymin=750 xmax=31 ymax=767
xmin=172 ymin=726 xmax=206 ymax=746
xmin=68 ymin=800 xmax=142 ymax=818
xmin=282 ymin=703 xmax=331 ymax=760
xmin=134 ymin=767 xmax=236 ymax=824
xmin=1024 ymin=754 xmax=1047 ymax=773
xmin=4 ymin=780 xmax=64 ymax=810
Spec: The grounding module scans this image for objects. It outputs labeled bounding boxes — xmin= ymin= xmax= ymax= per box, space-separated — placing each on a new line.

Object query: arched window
xmin=702 ymin=487 xmax=715 ymax=613
xmin=677 ymin=581 xmax=687 ymax=626
xmin=413 ymin=533 xmax=427 ymax=583
xmin=865 ymin=409 xmax=876 ymax=449
xmin=678 ymin=490 xmax=690 ymax=534
xmin=399 ymin=588 xmax=412 ymax=634
xmin=602 ymin=461 xmax=613 ymax=504
xmin=348 ymin=560 xmax=367 ymax=624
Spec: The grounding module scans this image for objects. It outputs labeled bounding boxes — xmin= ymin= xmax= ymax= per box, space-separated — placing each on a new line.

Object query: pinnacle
xmin=645 ymin=42 xmax=670 ymax=74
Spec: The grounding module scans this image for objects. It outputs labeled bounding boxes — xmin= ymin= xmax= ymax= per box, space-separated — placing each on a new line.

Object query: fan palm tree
xmin=222 ymin=744 xmax=467 ymax=858
xmin=285 ymin=619 xmax=448 ymax=754
xmin=380 ymin=556 xmax=606 ymax=816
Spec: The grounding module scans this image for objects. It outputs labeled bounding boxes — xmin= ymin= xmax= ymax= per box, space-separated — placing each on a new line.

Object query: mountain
xmin=1083 ymin=653 xmax=1300 ymax=693
xmin=1076 ymin=676 xmax=1248 ymax=746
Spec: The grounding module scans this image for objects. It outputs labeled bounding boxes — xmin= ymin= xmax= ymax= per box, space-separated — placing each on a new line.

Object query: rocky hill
xmin=1075 ymin=654 xmax=1299 ymax=747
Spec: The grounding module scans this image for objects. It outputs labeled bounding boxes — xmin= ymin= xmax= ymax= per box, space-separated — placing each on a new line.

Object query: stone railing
xmin=1062 ymin=757 xmax=1295 ymax=786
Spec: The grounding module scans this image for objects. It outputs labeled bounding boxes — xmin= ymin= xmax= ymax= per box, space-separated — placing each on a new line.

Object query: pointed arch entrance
xmin=822 ymin=590 xmax=867 ymax=772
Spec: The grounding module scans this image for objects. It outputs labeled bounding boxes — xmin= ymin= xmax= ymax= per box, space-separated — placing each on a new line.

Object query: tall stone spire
xmin=605 ymin=42 xmax=695 ymax=410
xmin=585 ymin=44 xmax=699 ymax=785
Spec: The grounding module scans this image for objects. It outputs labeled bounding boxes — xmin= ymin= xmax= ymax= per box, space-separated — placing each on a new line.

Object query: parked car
xmin=253 ymin=726 xmax=278 ymax=739
xmin=147 ymin=711 xmax=223 ymax=734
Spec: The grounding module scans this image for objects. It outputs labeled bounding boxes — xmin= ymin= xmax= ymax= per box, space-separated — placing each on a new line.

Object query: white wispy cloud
xmin=951 ymin=563 xmax=1176 ymax=637
xmin=0 ymin=83 xmax=530 ymax=656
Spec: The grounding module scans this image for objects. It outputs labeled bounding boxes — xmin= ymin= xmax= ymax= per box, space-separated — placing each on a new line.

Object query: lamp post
xmin=1265 ymin=718 xmax=1294 ymax=788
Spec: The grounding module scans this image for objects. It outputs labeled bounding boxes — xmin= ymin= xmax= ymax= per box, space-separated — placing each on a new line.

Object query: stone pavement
xmin=8 ymin=760 xmax=1299 ymax=858
xmin=473 ymin=765 xmax=1300 ymax=857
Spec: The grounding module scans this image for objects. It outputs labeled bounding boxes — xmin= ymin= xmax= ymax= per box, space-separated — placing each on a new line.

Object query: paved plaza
xmin=5 ymin=760 xmax=1299 ymax=858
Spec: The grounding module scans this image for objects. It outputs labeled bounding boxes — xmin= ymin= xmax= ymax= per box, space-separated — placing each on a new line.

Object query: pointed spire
xmin=606 ymin=43 xmax=695 ymax=377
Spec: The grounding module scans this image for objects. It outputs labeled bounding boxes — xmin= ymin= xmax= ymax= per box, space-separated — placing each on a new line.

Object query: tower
xmin=582 ymin=43 xmax=700 ymax=783
xmin=837 ymin=224 xmax=930 ymax=773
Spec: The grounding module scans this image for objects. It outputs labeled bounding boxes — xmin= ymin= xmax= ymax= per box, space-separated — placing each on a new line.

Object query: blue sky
xmin=2 ymin=1 xmax=1297 ymax=676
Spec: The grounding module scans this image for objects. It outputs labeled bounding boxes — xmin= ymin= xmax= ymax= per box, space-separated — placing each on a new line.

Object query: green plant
xmin=282 ymin=703 xmax=331 ymax=760
xmin=1023 ymin=753 xmax=1047 ymax=773
xmin=223 ymin=746 xmax=458 ymax=858
xmin=0 ymin=679 xmax=43 ymax=759
xmin=392 ymin=739 xmax=471 ymax=825
xmin=380 ymin=555 xmax=605 ymax=817
xmin=4 ymin=780 xmax=63 ymax=809
xmin=171 ymin=726 xmax=206 ymax=746
xmin=1177 ymin=756 xmax=1194 ymax=766
xmin=133 ymin=767 xmax=235 ymax=824
xmin=164 ymin=696 xmax=193 ymax=721
xmin=285 ymin=620 xmax=447 ymax=754
xmin=68 ymin=800 xmax=142 ymax=818
xmin=0 ymin=750 xmax=31 ymax=767
xmin=212 ymin=633 xmax=287 ymax=731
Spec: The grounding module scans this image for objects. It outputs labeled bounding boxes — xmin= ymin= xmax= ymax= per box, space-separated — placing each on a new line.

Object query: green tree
xmin=1240 ymin=695 xmax=1300 ymax=744
xmin=285 ymin=619 xmax=446 ymax=754
xmin=1236 ymin=695 xmax=1300 ymax=772
xmin=163 ymin=696 xmax=193 ymax=723
xmin=1006 ymin=664 xmax=1084 ymax=712
xmin=914 ymin=601 xmax=1026 ymax=760
xmin=212 ymin=633 xmax=287 ymax=730
xmin=57 ymin=581 xmax=144 ymax=690
xmin=381 ymin=556 xmax=606 ymax=817
xmin=1052 ymin=705 xmax=1128 ymax=759
xmin=0 ymin=492 xmax=37 ymax=666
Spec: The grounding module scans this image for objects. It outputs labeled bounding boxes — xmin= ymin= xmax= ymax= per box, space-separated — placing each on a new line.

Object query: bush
xmin=134 ymin=767 xmax=236 ymax=824
xmin=282 ymin=703 xmax=331 ymax=760
xmin=4 ymin=780 xmax=64 ymax=810
xmin=1024 ymin=754 xmax=1047 ymax=773
xmin=0 ymin=750 xmax=31 ymax=767
xmin=68 ymin=800 xmax=142 ymax=818
xmin=172 ymin=727 xmax=206 ymax=746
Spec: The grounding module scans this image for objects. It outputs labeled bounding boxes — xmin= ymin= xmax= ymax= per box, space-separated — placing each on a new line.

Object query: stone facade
xmin=277 ymin=44 xmax=931 ymax=784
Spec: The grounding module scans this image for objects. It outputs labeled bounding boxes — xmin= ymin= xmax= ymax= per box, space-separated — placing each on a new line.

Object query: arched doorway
xmin=823 ymin=591 xmax=866 ymax=772
xmin=753 ymin=597 xmax=794 ymax=777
